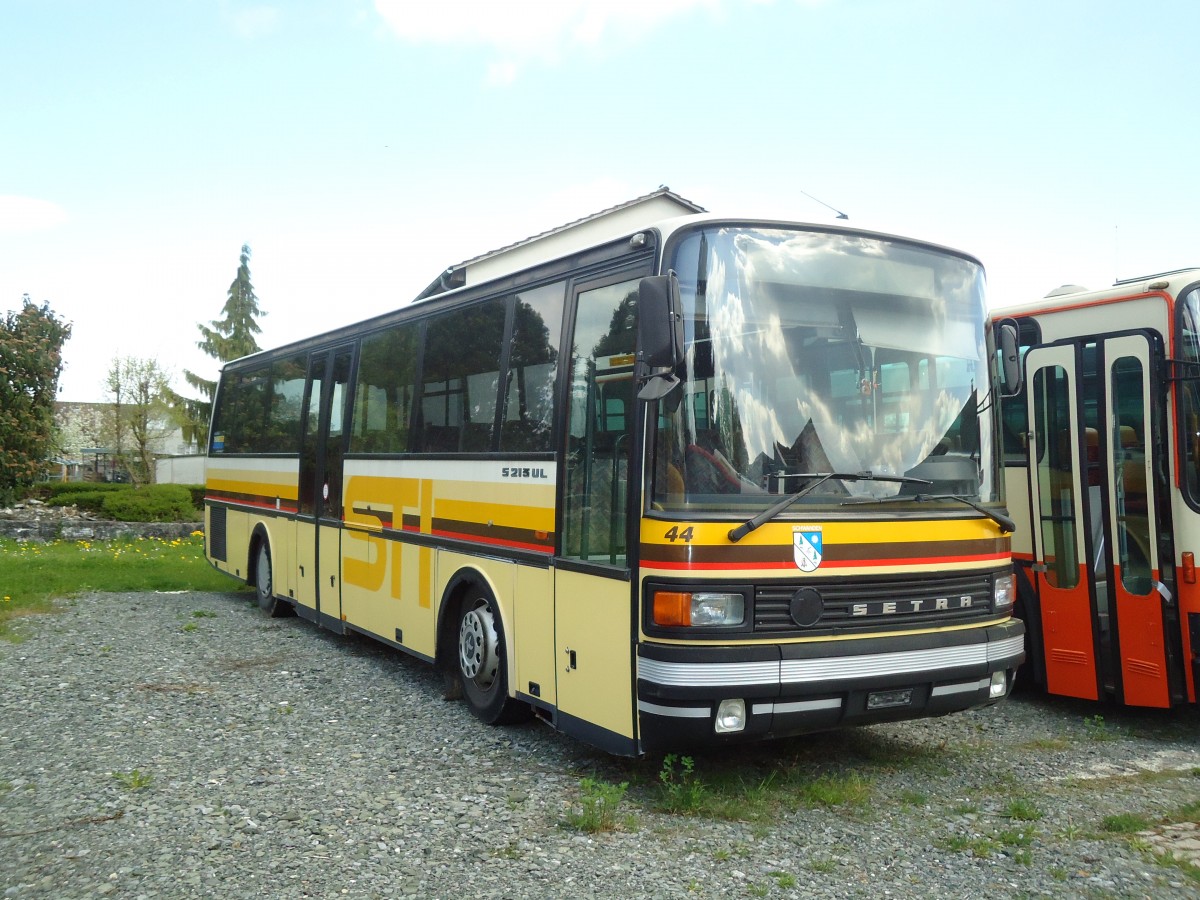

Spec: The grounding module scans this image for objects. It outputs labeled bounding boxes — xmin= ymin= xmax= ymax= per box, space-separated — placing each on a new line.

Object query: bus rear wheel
xmin=455 ymin=592 xmax=530 ymax=725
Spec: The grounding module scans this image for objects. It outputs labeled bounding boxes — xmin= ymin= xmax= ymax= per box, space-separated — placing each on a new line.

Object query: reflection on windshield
xmin=651 ymin=227 xmax=997 ymax=512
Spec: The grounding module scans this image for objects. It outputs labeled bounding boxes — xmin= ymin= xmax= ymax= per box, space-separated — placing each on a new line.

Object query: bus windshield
xmin=651 ymin=226 xmax=997 ymax=512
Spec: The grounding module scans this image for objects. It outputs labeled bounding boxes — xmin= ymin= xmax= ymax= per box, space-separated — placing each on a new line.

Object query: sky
xmin=3 ymin=0 xmax=1199 ymax=403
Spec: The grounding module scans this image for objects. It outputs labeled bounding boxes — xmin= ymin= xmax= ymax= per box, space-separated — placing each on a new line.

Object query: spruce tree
xmin=175 ymin=244 xmax=266 ymax=448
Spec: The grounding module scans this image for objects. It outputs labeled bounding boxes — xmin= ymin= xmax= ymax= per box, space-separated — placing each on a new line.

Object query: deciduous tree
xmin=0 ymin=296 xmax=71 ymax=503
xmin=105 ymin=356 xmax=172 ymax=485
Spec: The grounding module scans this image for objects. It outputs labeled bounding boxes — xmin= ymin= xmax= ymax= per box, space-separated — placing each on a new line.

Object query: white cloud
xmin=221 ymin=2 xmax=282 ymax=39
xmin=0 ymin=196 xmax=69 ymax=234
xmin=374 ymin=0 xmax=720 ymax=79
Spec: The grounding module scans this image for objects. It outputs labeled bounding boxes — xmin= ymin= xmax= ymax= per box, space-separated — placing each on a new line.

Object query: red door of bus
xmin=1025 ymin=335 xmax=1172 ymax=706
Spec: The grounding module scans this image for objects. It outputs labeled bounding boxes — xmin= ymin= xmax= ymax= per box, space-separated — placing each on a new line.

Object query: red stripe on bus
xmin=430 ymin=528 xmax=553 ymax=554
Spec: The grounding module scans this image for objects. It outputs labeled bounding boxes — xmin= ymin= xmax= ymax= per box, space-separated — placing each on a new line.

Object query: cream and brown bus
xmin=205 ymin=190 xmax=1023 ymax=754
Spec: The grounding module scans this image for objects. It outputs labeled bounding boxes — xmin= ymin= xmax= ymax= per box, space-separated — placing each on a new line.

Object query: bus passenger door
xmin=1026 ymin=344 xmax=1101 ymax=700
xmin=1102 ymin=334 xmax=1171 ymax=707
xmin=553 ymin=274 xmax=643 ymax=753
xmin=296 ymin=345 xmax=353 ymax=628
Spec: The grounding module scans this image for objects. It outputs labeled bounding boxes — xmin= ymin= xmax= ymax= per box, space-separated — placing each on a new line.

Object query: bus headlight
xmin=993 ymin=573 xmax=1015 ymax=614
xmin=653 ymin=591 xmax=746 ymax=627
xmin=989 ymin=670 xmax=1009 ymax=699
xmin=715 ymin=698 xmax=747 ymax=733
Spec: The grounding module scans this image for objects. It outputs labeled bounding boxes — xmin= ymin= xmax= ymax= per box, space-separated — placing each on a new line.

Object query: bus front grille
xmin=754 ymin=572 xmax=996 ymax=635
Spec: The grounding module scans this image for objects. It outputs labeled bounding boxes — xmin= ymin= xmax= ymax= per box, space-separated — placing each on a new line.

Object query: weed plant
xmin=658 ymin=754 xmax=707 ymax=814
xmin=111 ymin=769 xmax=154 ymax=790
xmin=566 ymin=777 xmax=629 ymax=832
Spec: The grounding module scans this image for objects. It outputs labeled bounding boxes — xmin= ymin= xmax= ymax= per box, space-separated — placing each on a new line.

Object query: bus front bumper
xmin=636 ymin=619 xmax=1025 ymax=751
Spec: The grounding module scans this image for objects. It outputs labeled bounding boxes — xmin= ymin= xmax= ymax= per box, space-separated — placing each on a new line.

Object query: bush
xmin=59 ymin=490 xmax=114 ymax=514
xmin=185 ymin=484 xmax=205 ymax=511
xmin=100 ymin=485 xmax=199 ymax=522
xmin=37 ymin=481 xmax=205 ymax=518
xmin=43 ymin=482 xmax=128 ymax=499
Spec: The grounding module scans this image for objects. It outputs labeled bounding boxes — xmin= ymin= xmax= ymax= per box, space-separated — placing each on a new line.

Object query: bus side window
xmin=1178 ymin=288 xmax=1200 ymax=503
xmin=418 ymin=299 xmax=507 ymax=453
xmin=999 ymin=318 xmax=1039 ymax=463
xmin=266 ymin=355 xmax=308 ymax=452
xmin=351 ymin=323 xmax=418 ymax=454
xmin=500 ymin=282 xmax=564 ymax=453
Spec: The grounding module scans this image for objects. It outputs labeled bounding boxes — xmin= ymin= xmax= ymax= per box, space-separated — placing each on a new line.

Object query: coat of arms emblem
xmin=793 ymin=526 xmax=823 ymax=572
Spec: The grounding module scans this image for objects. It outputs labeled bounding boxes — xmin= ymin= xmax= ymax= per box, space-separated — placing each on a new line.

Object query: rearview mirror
xmin=637 ymin=272 xmax=683 ymax=369
xmin=996 ymin=318 xmax=1022 ymax=396
xmin=637 ymin=272 xmax=684 ymax=400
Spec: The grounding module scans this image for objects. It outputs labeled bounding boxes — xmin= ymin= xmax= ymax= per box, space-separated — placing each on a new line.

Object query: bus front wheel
xmin=455 ymin=592 xmax=530 ymax=725
xmin=254 ymin=540 xmax=280 ymax=616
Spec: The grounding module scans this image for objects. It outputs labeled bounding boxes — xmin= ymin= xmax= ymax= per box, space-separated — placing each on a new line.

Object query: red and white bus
xmin=997 ymin=269 xmax=1200 ymax=708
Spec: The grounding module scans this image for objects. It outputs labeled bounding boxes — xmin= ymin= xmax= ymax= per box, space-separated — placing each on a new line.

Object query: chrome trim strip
xmin=987 ymin=635 xmax=1026 ymax=663
xmin=931 ymin=678 xmax=989 ymax=697
xmin=637 ymin=700 xmax=710 ymax=719
xmin=640 ymin=635 xmax=1023 ymax=690
xmin=752 ymin=698 xmax=843 ymax=715
xmin=637 ymin=658 xmax=780 ymax=687
xmin=781 ymin=641 xmax=991 ymax=684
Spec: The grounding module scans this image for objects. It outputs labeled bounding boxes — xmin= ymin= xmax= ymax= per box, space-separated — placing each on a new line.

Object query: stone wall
xmin=0 ymin=516 xmax=203 ymax=543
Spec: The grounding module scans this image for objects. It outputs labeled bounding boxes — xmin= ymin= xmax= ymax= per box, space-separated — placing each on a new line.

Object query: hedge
xmin=35 ymin=483 xmax=204 ymax=522
xmin=100 ymin=485 xmax=199 ymax=522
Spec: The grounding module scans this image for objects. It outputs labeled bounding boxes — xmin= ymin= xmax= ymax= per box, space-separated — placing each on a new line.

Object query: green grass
xmin=1002 ymin=797 xmax=1044 ymax=822
xmin=1101 ymin=812 xmax=1152 ymax=834
xmin=0 ymin=532 xmax=240 ymax=637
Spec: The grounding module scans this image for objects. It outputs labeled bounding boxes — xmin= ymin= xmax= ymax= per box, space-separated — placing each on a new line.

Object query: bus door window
xmin=299 ymin=357 xmax=325 ymax=517
xmin=299 ymin=348 xmax=352 ymax=520
xmin=563 ymin=277 xmax=640 ymax=565
xmin=1033 ymin=364 xmax=1080 ymax=589
xmin=1110 ymin=356 xmax=1151 ymax=593
xmin=324 ymin=350 xmax=352 ymax=520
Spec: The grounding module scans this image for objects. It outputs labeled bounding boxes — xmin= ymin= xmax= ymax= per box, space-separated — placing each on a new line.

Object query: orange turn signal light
xmin=653 ymin=591 xmax=692 ymax=626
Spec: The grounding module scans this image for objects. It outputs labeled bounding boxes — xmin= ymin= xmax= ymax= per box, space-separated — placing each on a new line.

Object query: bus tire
xmin=455 ymin=590 xmax=530 ymax=725
xmin=253 ymin=539 xmax=280 ymax=616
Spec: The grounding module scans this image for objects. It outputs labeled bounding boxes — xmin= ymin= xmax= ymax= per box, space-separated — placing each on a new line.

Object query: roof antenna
xmin=800 ymin=190 xmax=849 ymax=220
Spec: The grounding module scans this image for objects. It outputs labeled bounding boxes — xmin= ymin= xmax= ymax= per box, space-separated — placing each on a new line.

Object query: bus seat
xmin=685 ymin=443 xmax=742 ymax=494
xmin=1053 ymin=428 xmax=1095 ymax=465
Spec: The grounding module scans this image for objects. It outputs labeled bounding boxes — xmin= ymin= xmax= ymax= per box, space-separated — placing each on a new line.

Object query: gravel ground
xmin=1 ymin=590 xmax=1198 ymax=900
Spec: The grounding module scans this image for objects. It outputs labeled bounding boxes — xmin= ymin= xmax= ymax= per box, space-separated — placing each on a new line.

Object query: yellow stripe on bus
xmin=435 ymin=498 xmax=554 ymax=532
xmin=206 ymin=476 xmax=299 ymax=501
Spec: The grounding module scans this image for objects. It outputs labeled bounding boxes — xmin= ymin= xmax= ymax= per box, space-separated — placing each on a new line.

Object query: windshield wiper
xmin=840 ymin=492 xmax=1016 ymax=534
xmin=727 ymin=472 xmax=931 ymax=543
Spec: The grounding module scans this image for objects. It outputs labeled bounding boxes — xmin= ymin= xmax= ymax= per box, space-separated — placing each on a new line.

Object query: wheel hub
xmin=458 ymin=602 xmax=499 ymax=688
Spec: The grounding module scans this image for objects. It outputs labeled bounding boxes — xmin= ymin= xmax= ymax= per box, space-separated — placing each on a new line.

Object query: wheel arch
xmin=435 ymin=565 xmax=512 ymax=671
